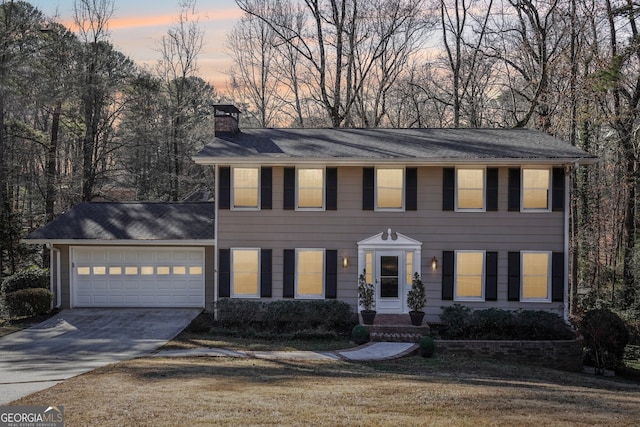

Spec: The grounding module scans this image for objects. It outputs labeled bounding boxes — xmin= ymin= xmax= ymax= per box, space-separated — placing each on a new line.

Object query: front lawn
xmin=13 ymin=353 xmax=640 ymax=426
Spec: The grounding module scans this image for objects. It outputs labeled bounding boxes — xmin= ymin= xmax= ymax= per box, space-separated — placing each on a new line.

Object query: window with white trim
xmin=376 ymin=168 xmax=404 ymax=210
xmin=456 ymin=168 xmax=485 ymax=211
xmin=455 ymin=251 xmax=485 ymax=301
xmin=232 ymin=167 xmax=259 ymax=209
xmin=296 ymin=249 xmax=324 ymax=298
xmin=231 ymin=248 xmax=260 ymax=297
xmin=297 ymin=168 xmax=325 ymax=209
xmin=522 ymin=168 xmax=550 ymax=211
xmin=521 ymin=251 xmax=551 ymax=301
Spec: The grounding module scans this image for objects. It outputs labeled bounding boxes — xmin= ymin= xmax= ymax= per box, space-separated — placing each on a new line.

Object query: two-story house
xmin=25 ymin=105 xmax=595 ymax=322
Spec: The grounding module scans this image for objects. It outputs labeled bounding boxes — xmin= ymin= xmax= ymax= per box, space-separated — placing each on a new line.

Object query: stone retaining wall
xmin=434 ymin=337 xmax=584 ymax=372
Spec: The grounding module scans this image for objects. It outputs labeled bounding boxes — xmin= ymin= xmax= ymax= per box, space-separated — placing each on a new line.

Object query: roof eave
xmin=193 ymin=156 xmax=598 ymax=167
xmin=22 ymin=239 xmax=217 ymax=246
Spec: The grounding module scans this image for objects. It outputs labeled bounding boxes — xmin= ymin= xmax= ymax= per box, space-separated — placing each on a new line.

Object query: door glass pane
xmin=380 ymin=255 xmax=399 ymax=298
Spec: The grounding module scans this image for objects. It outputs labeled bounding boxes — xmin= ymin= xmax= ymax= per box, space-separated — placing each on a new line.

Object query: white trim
xmin=520 ymin=251 xmax=552 ymax=303
xmin=521 ymin=167 xmax=552 ymax=212
xmin=193 ymin=157 xmax=596 ymax=167
xmin=26 ymin=239 xmax=215 ymax=246
xmin=455 ymin=167 xmax=486 ymax=212
xmin=564 ymin=166 xmax=571 ymax=321
xmin=295 ymin=248 xmax=325 ymax=299
xmin=453 ymin=250 xmax=486 ymax=302
xmin=231 ymin=166 xmax=261 ymax=211
xmin=295 ymin=167 xmax=326 ymax=211
xmin=375 ymin=167 xmax=405 ymax=212
xmin=230 ymin=248 xmax=261 ymax=299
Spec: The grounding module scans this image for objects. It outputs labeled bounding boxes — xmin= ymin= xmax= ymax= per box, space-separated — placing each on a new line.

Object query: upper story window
xmin=297 ymin=168 xmax=325 ymax=209
xmin=232 ymin=167 xmax=259 ymax=209
xmin=456 ymin=168 xmax=485 ymax=211
xmin=231 ymin=248 xmax=260 ymax=298
xmin=455 ymin=251 xmax=485 ymax=301
xmin=521 ymin=251 xmax=551 ymax=302
xmin=522 ymin=168 xmax=550 ymax=211
xmin=376 ymin=168 xmax=404 ymax=210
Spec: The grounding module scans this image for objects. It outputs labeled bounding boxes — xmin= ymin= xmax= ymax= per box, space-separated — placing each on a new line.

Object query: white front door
xmin=375 ymin=250 xmax=404 ymax=313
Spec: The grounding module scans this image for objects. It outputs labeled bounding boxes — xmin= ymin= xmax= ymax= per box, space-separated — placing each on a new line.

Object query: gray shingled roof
xmin=194 ymin=128 xmax=595 ymax=163
xmin=24 ymin=202 xmax=215 ymax=241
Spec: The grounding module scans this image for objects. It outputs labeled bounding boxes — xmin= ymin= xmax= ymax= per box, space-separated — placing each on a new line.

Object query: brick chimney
xmin=214 ymin=104 xmax=241 ymax=136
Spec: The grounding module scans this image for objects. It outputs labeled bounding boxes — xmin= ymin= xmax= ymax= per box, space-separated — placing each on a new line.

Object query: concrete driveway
xmin=0 ymin=308 xmax=201 ymax=404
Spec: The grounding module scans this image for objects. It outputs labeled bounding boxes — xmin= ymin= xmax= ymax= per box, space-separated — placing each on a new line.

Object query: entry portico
xmin=357 ymin=229 xmax=422 ymax=314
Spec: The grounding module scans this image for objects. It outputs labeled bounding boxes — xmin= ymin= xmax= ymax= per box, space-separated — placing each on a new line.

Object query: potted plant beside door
xmin=407 ymin=272 xmax=426 ymax=326
xmin=358 ymin=270 xmax=376 ymax=325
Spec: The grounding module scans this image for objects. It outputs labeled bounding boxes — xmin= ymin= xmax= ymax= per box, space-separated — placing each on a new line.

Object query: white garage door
xmin=72 ymin=247 xmax=205 ymax=307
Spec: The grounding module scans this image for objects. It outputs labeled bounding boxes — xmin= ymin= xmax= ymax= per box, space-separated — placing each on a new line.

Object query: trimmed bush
xmin=261 ymin=300 xmax=353 ymax=333
xmin=351 ymin=324 xmax=369 ymax=344
xmin=3 ymin=288 xmax=52 ymax=318
xmin=438 ymin=305 xmax=575 ymax=340
xmin=1 ymin=267 xmax=49 ymax=294
xmin=578 ymin=308 xmax=630 ymax=374
xmin=215 ymin=299 xmax=355 ymax=335
xmin=215 ymin=298 xmax=262 ymax=328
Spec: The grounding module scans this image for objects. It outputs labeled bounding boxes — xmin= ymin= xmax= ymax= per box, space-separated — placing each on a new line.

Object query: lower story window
xmin=521 ymin=251 xmax=551 ymax=301
xmin=232 ymin=248 xmax=260 ymax=297
xmin=296 ymin=249 xmax=324 ymax=298
xmin=455 ymin=251 xmax=485 ymax=301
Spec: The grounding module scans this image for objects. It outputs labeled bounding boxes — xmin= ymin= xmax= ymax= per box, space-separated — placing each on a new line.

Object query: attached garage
xmin=72 ymin=247 xmax=205 ymax=307
xmin=24 ymin=202 xmax=215 ymax=309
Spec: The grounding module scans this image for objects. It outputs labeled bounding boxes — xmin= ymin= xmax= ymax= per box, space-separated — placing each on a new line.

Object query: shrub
xmin=262 ymin=300 xmax=354 ymax=333
xmin=351 ymin=324 xmax=369 ymax=344
xmin=407 ymin=272 xmax=426 ymax=313
xmin=418 ymin=335 xmax=435 ymax=357
xmin=3 ymin=288 xmax=52 ymax=318
xmin=439 ymin=305 xmax=575 ymax=340
xmin=439 ymin=304 xmax=473 ymax=339
xmin=215 ymin=298 xmax=262 ymax=328
xmin=578 ymin=308 xmax=630 ymax=374
xmin=1 ymin=266 xmax=49 ymax=294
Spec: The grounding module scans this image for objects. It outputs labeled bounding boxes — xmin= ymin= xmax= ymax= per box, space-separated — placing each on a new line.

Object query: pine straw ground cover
xmin=13 ymin=353 xmax=640 ymax=426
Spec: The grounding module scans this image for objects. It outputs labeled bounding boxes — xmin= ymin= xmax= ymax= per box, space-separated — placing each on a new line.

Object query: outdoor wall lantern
xmin=431 ymin=256 xmax=438 ymax=271
xmin=342 ymin=255 xmax=349 ymax=269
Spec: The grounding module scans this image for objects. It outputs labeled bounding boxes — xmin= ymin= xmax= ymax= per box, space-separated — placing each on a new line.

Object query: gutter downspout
xmin=213 ymin=165 xmax=219 ymax=317
xmin=47 ymin=243 xmax=62 ymax=309
xmin=563 ymin=164 xmax=572 ymax=323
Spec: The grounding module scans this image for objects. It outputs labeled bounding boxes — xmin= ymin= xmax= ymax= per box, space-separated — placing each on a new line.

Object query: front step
xmin=364 ymin=324 xmax=430 ymax=342
xmin=359 ymin=314 xmax=430 ymax=342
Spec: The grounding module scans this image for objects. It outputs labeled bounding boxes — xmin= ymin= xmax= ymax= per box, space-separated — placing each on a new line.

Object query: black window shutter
xmin=219 ymin=167 xmax=231 ymax=210
xmin=261 ymin=167 xmax=272 ymax=210
xmin=486 ymin=168 xmax=499 ymax=211
xmin=283 ymin=167 xmax=295 ymax=210
xmin=218 ymin=249 xmax=230 ymax=298
xmin=442 ymin=251 xmax=454 ymax=300
xmin=508 ymin=168 xmax=521 ymax=211
xmin=552 ymin=167 xmax=565 ymax=212
xmin=283 ymin=249 xmax=295 ymax=298
xmin=508 ymin=252 xmax=520 ymax=301
xmin=260 ymin=249 xmax=272 ymax=298
xmin=552 ymin=252 xmax=564 ymax=302
xmin=326 ymin=168 xmax=338 ymax=210
xmin=362 ymin=167 xmax=374 ymax=210
xmin=485 ymin=251 xmax=498 ymax=301
xmin=405 ymin=167 xmax=418 ymax=211
xmin=442 ymin=168 xmax=455 ymax=211
xmin=325 ymin=250 xmax=338 ymax=299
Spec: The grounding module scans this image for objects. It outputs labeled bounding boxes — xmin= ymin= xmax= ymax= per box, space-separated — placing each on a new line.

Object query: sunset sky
xmin=29 ymin=0 xmax=243 ymax=90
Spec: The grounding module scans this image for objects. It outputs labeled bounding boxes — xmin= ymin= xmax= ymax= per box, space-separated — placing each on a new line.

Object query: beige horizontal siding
xmin=219 ymin=166 xmax=566 ymax=320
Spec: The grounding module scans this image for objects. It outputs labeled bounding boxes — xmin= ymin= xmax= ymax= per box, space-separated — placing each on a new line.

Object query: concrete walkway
xmin=152 ymin=342 xmax=417 ymax=362
xmin=0 ymin=308 xmax=201 ymax=405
